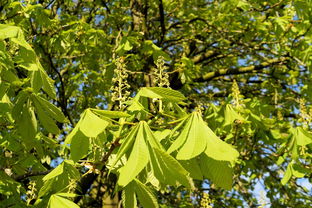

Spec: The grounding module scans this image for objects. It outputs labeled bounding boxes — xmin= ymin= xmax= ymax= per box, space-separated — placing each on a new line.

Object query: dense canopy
xmin=0 ymin=0 xmax=311 ymax=207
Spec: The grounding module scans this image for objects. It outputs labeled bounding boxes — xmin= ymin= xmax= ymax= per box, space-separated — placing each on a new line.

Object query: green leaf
xmin=150 ymin=146 xmax=193 ymax=188
xmin=122 ymin=182 xmax=137 ymax=208
xmin=294 ymin=127 xmax=312 ymax=146
xmin=167 ymin=115 xmax=191 ymax=154
xmin=204 ymin=124 xmax=239 ymax=163
xmin=179 ymin=158 xmax=203 ymax=180
xmin=224 ymin=104 xmax=245 ymax=126
xmin=31 ymin=70 xmax=43 ymax=93
xmin=54 ymin=193 xmax=78 ymax=198
xmin=12 ymin=91 xmax=28 ymax=120
xmin=142 ymin=121 xmax=164 ymax=150
xmin=40 ymin=68 xmax=56 ymax=99
xmin=134 ymin=179 xmax=159 ymax=208
xmin=200 ymin=154 xmax=233 ymax=190
xmin=48 ymin=194 xmax=79 ymax=208
xmin=32 ymin=94 xmax=65 ymax=122
xmin=175 ymin=113 xmax=207 ymax=160
xmin=18 ymin=105 xmax=37 ymax=141
xmin=281 ymin=163 xmax=292 ymax=185
xmin=109 ymin=125 xmax=139 ymax=170
xmin=91 ymin=108 xmax=130 ymax=118
xmin=0 ymin=24 xmax=20 ymax=39
xmin=43 ymin=163 xmax=64 ymax=181
xmin=139 ymin=87 xmax=186 ymax=102
xmin=33 ymin=99 xmax=60 ymax=134
xmin=292 ymin=163 xmax=308 ymax=178
xmin=79 ymin=109 xmax=109 ymax=137
xmin=70 ymin=130 xmax=90 ymax=163
xmin=118 ymin=123 xmax=149 ymax=187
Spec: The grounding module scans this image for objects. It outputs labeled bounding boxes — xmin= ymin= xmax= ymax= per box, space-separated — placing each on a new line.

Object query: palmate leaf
xmin=224 ymin=104 xmax=245 ymax=126
xmin=293 ymin=127 xmax=312 ymax=146
xmin=40 ymin=160 xmax=80 ymax=198
xmin=118 ymin=123 xmax=149 ymax=187
xmin=286 ymin=127 xmax=312 ymax=159
xmin=142 ymin=122 xmax=193 ymax=188
xmin=281 ymin=161 xmax=308 ymax=185
xmin=112 ymin=121 xmax=193 ymax=189
xmin=168 ymin=111 xmax=238 ymax=162
xmin=200 ymin=154 xmax=233 ymax=190
xmin=122 ymin=180 xmax=159 ymax=208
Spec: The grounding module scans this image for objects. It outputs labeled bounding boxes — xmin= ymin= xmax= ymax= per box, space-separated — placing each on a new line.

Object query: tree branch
xmin=194 ymin=57 xmax=289 ymax=82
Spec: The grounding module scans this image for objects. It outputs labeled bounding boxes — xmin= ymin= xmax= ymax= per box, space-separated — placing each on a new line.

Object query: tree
xmin=0 ymin=0 xmax=311 ymax=207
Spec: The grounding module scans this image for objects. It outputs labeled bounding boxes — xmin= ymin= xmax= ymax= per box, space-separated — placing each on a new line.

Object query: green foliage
xmin=0 ymin=0 xmax=311 ymax=207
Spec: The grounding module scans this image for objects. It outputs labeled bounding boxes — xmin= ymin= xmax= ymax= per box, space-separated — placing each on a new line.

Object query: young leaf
xmin=70 ymin=130 xmax=90 ymax=163
xmin=224 ymin=104 xmax=245 ymax=126
xmin=139 ymin=87 xmax=186 ymax=102
xmin=134 ymin=179 xmax=159 ymax=208
xmin=91 ymin=108 xmax=130 ymax=118
xmin=109 ymin=125 xmax=139 ymax=169
xmin=118 ymin=123 xmax=149 ymax=187
xmin=33 ymin=99 xmax=60 ymax=134
xmin=179 ymin=158 xmax=203 ymax=180
xmin=18 ymin=105 xmax=37 ymax=141
xmin=32 ymin=94 xmax=65 ymax=122
xmin=204 ymin=124 xmax=239 ymax=163
xmin=40 ymin=68 xmax=56 ymax=99
xmin=175 ymin=113 xmax=207 ymax=160
xmin=122 ymin=182 xmax=137 ymax=208
xmin=79 ymin=109 xmax=109 ymax=137
xmin=149 ymin=146 xmax=193 ymax=188
xmin=200 ymin=154 xmax=233 ymax=190
xmin=281 ymin=163 xmax=292 ymax=185
xmin=48 ymin=194 xmax=79 ymax=208
xmin=43 ymin=163 xmax=64 ymax=181
xmin=294 ymin=127 xmax=312 ymax=146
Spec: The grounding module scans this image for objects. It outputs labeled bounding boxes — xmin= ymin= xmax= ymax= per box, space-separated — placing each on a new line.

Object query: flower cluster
xmin=110 ymin=57 xmax=130 ymax=110
xmin=26 ymin=181 xmax=37 ymax=205
xmin=299 ymin=98 xmax=311 ymax=124
xmin=231 ymin=79 xmax=241 ymax=107
xmin=152 ymin=56 xmax=170 ymax=87
xmin=200 ymin=193 xmax=212 ymax=208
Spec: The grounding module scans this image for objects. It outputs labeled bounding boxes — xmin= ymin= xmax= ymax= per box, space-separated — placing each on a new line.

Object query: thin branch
xmin=194 ymin=57 xmax=289 ymax=82
xmin=14 ymin=170 xmax=51 ymax=182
